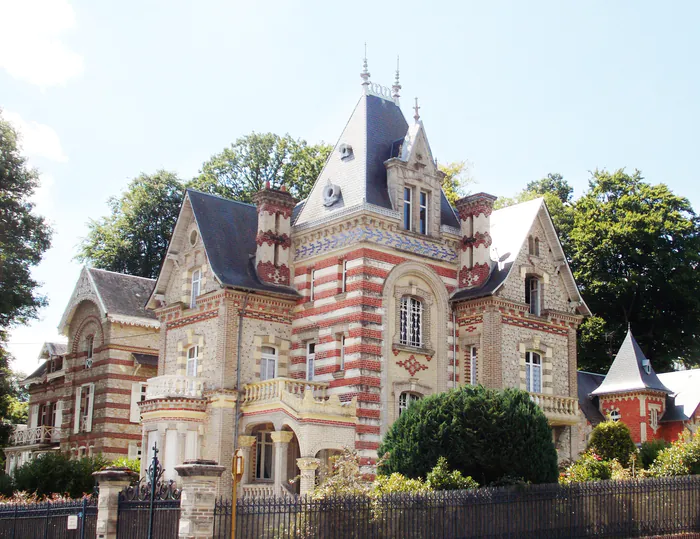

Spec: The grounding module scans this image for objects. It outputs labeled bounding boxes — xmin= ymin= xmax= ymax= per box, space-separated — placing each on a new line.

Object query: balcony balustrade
xmin=145 ymin=375 xmax=206 ymax=400
xmin=529 ymin=392 xmax=579 ymax=425
xmin=9 ymin=425 xmax=63 ymax=447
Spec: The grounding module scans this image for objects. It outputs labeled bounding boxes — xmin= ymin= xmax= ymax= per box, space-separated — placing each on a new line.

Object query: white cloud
xmin=3 ymin=110 xmax=68 ymax=162
xmin=0 ymin=0 xmax=83 ymax=87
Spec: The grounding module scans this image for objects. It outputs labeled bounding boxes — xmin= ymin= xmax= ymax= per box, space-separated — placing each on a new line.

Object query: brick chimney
xmin=455 ymin=192 xmax=497 ymax=289
xmin=252 ymin=183 xmax=296 ymax=286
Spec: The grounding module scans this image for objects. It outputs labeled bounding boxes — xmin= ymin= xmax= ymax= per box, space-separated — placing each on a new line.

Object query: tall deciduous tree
xmin=438 ymin=160 xmax=473 ymax=205
xmin=77 ymin=171 xmax=185 ymax=279
xmin=0 ymin=111 xmax=52 ymax=447
xmin=191 ymin=133 xmax=331 ymax=203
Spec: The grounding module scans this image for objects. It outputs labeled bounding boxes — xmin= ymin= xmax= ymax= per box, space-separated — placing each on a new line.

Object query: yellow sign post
xmin=231 ymin=450 xmax=244 ymax=539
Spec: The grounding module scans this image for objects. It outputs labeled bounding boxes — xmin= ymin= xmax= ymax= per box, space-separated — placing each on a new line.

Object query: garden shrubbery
xmin=586 ymin=420 xmax=636 ymax=467
xmin=648 ymin=431 xmax=700 ymax=477
xmin=639 ymin=439 xmax=671 ymax=469
xmin=378 ymin=385 xmax=558 ymax=485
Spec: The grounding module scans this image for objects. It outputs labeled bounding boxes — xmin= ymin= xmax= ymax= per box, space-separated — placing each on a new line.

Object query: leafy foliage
xmin=371 ymin=473 xmax=431 ymax=496
xmin=10 ymin=452 xmax=108 ymax=498
xmin=311 ymin=448 xmax=368 ymax=499
xmin=438 ymin=161 xmax=474 ymax=205
xmin=639 ymin=439 xmax=671 ymax=469
xmin=425 ymin=457 xmax=479 ymax=490
xmin=108 ymin=457 xmax=140 ymax=474
xmin=648 ymin=431 xmax=700 ymax=477
xmin=378 ymin=385 xmax=558 ymax=485
xmin=586 ymin=420 xmax=637 ymax=467
xmin=559 ymin=451 xmax=612 ymax=484
xmin=191 ymin=133 xmax=331 ymax=203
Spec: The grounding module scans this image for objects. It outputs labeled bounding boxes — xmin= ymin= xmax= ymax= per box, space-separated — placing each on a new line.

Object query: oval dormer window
xmin=338 ymin=143 xmax=353 ymax=160
xmin=323 ymin=183 xmax=341 ymax=207
xmin=189 ymin=229 xmax=198 ymax=246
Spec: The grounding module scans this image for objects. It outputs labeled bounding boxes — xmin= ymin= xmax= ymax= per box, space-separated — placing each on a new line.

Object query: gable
xmin=58 ymin=267 xmax=106 ymax=335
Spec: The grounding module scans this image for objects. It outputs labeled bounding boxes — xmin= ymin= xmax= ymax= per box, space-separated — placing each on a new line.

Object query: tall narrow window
xmin=255 ymin=431 xmax=273 ymax=480
xmin=470 ymin=346 xmax=478 ymax=385
xmin=525 ymin=351 xmax=542 ymax=393
xmin=78 ymin=385 xmax=93 ymax=433
xmin=186 ymin=346 xmax=199 ymax=377
xmin=341 ymin=260 xmax=348 ymax=293
xmin=525 ymin=277 xmax=541 ymax=316
xmin=340 ymin=335 xmax=346 ymax=371
xmin=650 ymin=408 xmax=659 ymax=430
xmin=534 ymin=238 xmax=540 ymax=256
xmin=419 ymin=191 xmax=428 ymax=235
xmin=310 ymin=270 xmax=316 ymax=301
xmin=399 ymin=296 xmax=423 ymax=347
xmin=306 ymin=342 xmax=316 ymax=381
xmin=85 ymin=335 xmax=94 ymax=368
xmin=403 ymin=187 xmax=412 ymax=231
xmin=398 ymin=392 xmax=421 ymax=415
xmin=528 ymin=236 xmax=535 ymax=255
xmin=260 ymin=346 xmax=277 ymax=381
xmin=190 ymin=269 xmax=201 ymax=308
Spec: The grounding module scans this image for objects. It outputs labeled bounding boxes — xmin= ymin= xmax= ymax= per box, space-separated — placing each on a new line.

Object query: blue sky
xmin=3 ymin=0 xmax=700 ymax=374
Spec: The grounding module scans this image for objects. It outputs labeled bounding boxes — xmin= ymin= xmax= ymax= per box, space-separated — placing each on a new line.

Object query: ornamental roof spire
xmin=392 ymin=56 xmax=401 ymax=105
xmin=361 ymin=43 xmax=371 ymax=94
xmin=413 ymin=97 xmax=421 ymax=123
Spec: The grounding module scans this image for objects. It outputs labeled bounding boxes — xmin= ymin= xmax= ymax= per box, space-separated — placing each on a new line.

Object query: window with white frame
xmin=525 ymin=351 xmax=542 ymax=393
xmin=255 ymin=431 xmax=273 ymax=481
xmin=341 ymin=260 xmax=348 ymax=293
xmin=609 ymin=409 xmax=621 ymax=422
xmin=85 ymin=335 xmax=94 ymax=368
xmin=186 ymin=346 xmax=199 ymax=377
xmin=130 ymin=382 xmax=148 ymax=423
xmin=310 ymin=270 xmax=316 ymax=301
xmin=400 ymin=296 xmax=423 ymax=348
xmin=650 ymin=408 xmax=659 ymax=430
xmin=260 ymin=346 xmax=277 ymax=381
xmin=340 ymin=335 xmax=346 ymax=371
xmin=419 ymin=191 xmax=428 ymax=235
xmin=73 ymin=383 xmax=94 ymax=433
xmin=190 ymin=269 xmax=201 ymax=308
xmin=469 ymin=346 xmax=478 ymax=385
xmin=403 ymin=187 xmax=412 ymax=231
xmin=398 ymin=392 xmax=421 ymax=416
xmin=306 ymin=342 xmax=316 ymax=381
xmin=525 ymin=276 xmax=541 ymax=316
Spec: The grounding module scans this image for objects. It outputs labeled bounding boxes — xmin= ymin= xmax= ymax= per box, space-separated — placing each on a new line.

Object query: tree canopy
xmin=438 ymin=161 xmax=474 ymax=205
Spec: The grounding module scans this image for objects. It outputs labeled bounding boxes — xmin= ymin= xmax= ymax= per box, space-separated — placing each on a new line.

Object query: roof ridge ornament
xmin=392 ymin=55 xmax=401 ymax=106
xmin=361 ymin=43 xmax=371 ymax=94
xmin=413 ymin=97 xmax=421 ymax=123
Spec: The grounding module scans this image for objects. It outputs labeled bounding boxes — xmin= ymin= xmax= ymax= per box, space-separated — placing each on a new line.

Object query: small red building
xmin=583 ymin=329 xmax=700 ymax=444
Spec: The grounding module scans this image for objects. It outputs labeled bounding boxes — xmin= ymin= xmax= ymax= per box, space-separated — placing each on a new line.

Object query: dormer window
xmin=525 ymin=276 xmax=541 ymax=316
xmin=190 ymin=269 xmax=201 ymax=308
xmin=419 ymin=191 xmax=429 ymax=234
xmin=338 ymin=143 xmax=353 ymax=160
xmin=403 ymin=188 xmax=412 ymax=231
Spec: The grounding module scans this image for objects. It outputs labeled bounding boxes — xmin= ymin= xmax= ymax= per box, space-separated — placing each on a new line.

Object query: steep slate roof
xmin=295 ymin=93 xmax=458 ymax=229
xmin=88 ymin=268 xmax=156 ymax=320
xmin=40 ymin=342 xmax=67 ymax=358
xmin=577 ymin=371 xmax=606 ymax=424
xmin=658 ymin=369 xmax=700 ymax=422
xmin=591 ymin=330 xmax=672 ymax=396
xmin=22 ymin=361 xmax=48 ymax=384
xmin=187 ymin=190 xmax=298 ymax=297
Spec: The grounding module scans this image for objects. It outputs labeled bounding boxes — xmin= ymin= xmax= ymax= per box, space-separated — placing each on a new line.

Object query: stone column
xmin=238 ymin=435 xmax=256 ymax=488
xmin=93 ymin=467 xmax=138 ymax=539
xmin=271 ymin=431 xmax=294 ymax=496
xmin=175 ymin=460 xmax=226 ymax=539
xmin=296 ymin=457 xmax=320 ymax=497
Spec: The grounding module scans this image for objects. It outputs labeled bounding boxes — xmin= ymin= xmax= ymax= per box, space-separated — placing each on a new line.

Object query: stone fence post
xmin=175 ymin=459 xmax=225 ymax=539
xmin=93 ymin=467 xmax=138 ymax=539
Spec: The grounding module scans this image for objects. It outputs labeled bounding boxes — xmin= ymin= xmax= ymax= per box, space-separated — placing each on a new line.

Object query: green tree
xmin=191 ymin=132 xmax=331 ymax=203
xmin=0 ymin=111 xmax=52 ymax=448
xmin=586 ymin=420 xmax=637 ymax=467
xmin=77 ymin=171 xmax=185 ymax=279
xmin=438 ymin=161 xmax=474 ymax=205
xmin=379 ymin=385 xmax=558 ymax=485
xmin=11 ymin=452 xmax=108 ymax=498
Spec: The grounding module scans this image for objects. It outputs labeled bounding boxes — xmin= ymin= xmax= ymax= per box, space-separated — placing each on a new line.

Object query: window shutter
xmin=73 ymin=390 xmax=81 ymax=433
xmin=54 ymin=400 xmax=63 ymax=430
xmin=30 ymin=405 xmax=39 ymax=428
xmin=86 ymin=383 xmax=95 ymax=432
xmin=130 ymin=382 xmax=141 ymax=423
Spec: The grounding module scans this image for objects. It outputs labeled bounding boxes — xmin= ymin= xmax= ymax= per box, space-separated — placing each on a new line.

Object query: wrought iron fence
xmin=116 ymin=442 xmax=181 ymax=539
xmin=213 ymin=475 xmax=700 ymax=539
xmin=0 ymin=497 xmax=97 ymax=539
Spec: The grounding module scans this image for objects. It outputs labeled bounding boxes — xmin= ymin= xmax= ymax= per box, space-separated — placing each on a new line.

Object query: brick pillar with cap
xmin=455 ymin=192 xmax=497 ymax=289
xmin=175 ymin=459 xmax=226 ymax=539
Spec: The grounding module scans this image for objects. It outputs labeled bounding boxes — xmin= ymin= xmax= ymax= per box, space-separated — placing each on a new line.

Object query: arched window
xmin=190 ymin=269 xmax=201 ymax=309
xmin=85 ymin=335 xmax=94 ymax=368
xmin=525 ymin=276 xmax=541 ymax=316
xmin=261 ymin=346 xmax=277 ymax=381
xmin=400 ymin=296 xmax=423 ymax=347
xmin=398 ymin=392 xmax=421 ymax=416
xmin=525 ymin=351 xmax=542 ymax=393
xmin=186 ymin=346 xmax=199 ymax=377
xmin=609 ymin=409 xmax=621 ymax=422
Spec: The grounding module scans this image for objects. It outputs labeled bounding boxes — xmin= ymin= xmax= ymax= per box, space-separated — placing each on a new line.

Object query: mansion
xmin=4 ymin=66 xmax=594 ymax=496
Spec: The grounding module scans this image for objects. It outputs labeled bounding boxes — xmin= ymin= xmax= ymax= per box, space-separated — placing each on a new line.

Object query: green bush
xmin=649 ymin=431 xmax=700 ymax=477
xmin=110 ymin=457 xmax=140 ymax=474
xmin=426 ymin=457 xmax=479 ymax=491
xmin=586 ymin=420 xmax=636 ymax=467
xmin=559 ymin=451 xmax=612 ymax=484
xmin=0 ymin=473 xmax=13 ymax=497
xmin=12 ymin=452 xmax=108 ymax=498
xmin=371 ymin=473 xmax=431 ymax=496
xmin=639 ymin=439 xmax=671 ymax=469
xmin=379 ymin=385 xmax=558 ymax=485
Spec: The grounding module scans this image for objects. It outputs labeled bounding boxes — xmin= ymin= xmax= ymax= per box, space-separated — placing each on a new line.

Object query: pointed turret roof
xmin=591 ymin=329 xmax=671 ymax=396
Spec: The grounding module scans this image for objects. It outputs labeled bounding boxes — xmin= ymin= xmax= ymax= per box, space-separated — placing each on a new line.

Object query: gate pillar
xmin=175 ymin=459 xmax=225 ymax=539
xmin=93 ymin=467 xmax=138 ymax=539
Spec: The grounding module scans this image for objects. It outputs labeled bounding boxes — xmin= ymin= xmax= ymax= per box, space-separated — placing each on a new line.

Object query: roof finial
xmin=413 ymin=97 xmax=421 ymax=123
xmin=392 ymin=56 xmax=401 ymax=105
xmin=361 ymin=43 xmax=371 ymax=94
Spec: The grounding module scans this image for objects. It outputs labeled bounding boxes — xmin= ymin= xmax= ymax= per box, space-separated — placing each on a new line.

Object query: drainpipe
xmin=232 ymin=293 xmax=250 ymax=455
xmin=452 ymin=309 xmax=457 ymax=389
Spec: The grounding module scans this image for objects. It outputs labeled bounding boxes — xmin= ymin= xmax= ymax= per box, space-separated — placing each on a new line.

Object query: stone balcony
xmin=140 ymin=374 xmax=209 ymax=421
xmin=530 ymin=393 xmax=579 ymax=426
xmin=9 ymin=425 xmax=63 ymax=447
xmin=241 ymin=378 xmax=357 ymax=421
xmin=145 ymin=374 xmax=207 ymax=400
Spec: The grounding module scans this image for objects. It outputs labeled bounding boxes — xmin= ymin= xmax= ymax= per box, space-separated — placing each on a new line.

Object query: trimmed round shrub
xmin=586 ymin=420 xmax=636 ymax=467
xmin=378 ymin=385 xmax=558 ymax=485
xmin=639 ymin=439 xmax=671 ymax=469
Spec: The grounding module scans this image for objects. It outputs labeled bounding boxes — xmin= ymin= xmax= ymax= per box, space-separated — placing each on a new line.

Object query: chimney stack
xmin=253 ymin=184 xmax=296 ymax=286
xmin=455 ymin=192 xmax=497 ymax=289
